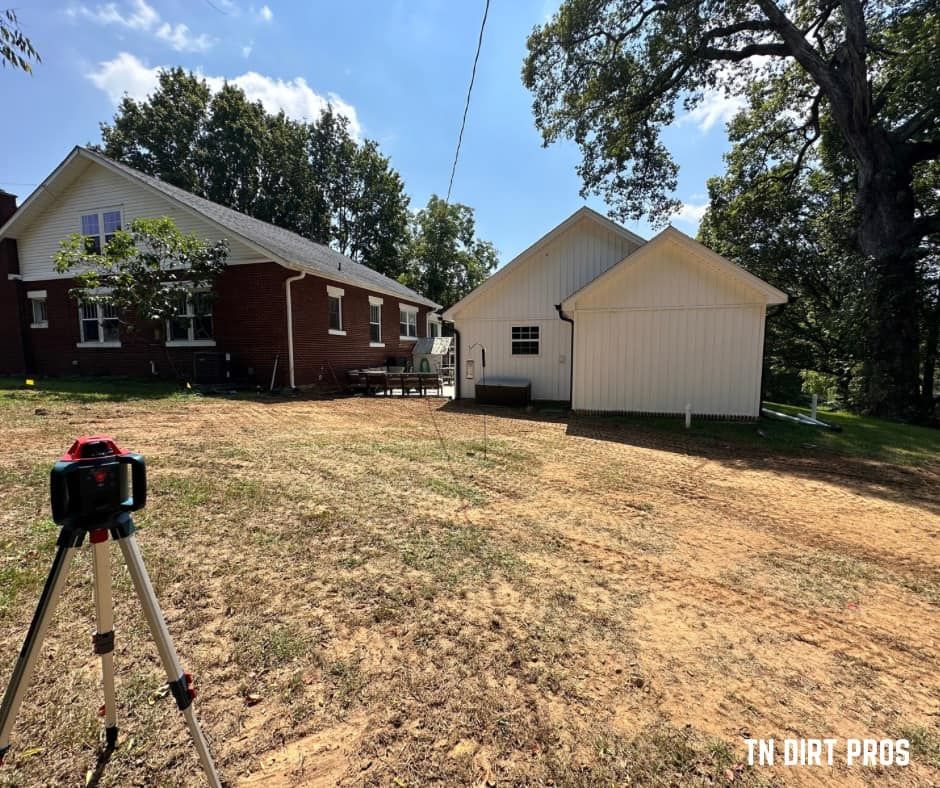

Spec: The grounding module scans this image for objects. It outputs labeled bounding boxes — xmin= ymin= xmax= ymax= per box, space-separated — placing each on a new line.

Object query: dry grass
xmin=0 ymin=387 xmax=937 ymax=787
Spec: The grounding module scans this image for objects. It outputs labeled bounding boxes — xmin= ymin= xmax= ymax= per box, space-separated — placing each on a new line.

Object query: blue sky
xmin=2 ymin=0 xmax=743 ymax=264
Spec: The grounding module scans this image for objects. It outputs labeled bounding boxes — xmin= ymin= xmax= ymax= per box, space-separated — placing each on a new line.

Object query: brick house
xmin=0 ymin=147 xmax=442 ymax=387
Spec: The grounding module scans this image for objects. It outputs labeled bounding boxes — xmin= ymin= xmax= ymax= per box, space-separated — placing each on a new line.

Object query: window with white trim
xmin=28 ymin=290 xmax=47 ymax=328
xmin=167 ymin=291 xmax=214 ymax=345
xmin=511 ymin=325 xmax=540 ymax=355
xmin=327 ymin=285 xmax=345 ymax=334
xmin=428 ymin=317 xmax=441 ymax=337
xmin=328 ymin=296 xmax=343 ymax=331
xmin=399 ymin=306 xmax=418 ymax=339
xmin=81 ymin=209 xmax=122 ymax=254
xmin=369 ymin=303 xmax=381 ymax=342
xmin=79 ymin=300 xmax=120 ymax=345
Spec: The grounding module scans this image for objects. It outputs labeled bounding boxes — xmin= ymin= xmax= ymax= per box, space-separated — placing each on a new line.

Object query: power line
xmin=445 ymin=0 xmax=491 ymax=205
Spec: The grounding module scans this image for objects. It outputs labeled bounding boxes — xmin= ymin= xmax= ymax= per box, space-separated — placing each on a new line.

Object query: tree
xmin=1 ymin=9 xmax=39 ymax=73
xmin=699 ymin=151 xmax=869 ymax=405
xmin=404 ymin=196 xmax=498 ymax=308
xmin=98 ymin=70 xmax=412 ymax=279
xmin=524 ymin=0 xmax=940 ymax=421
xmin=53 ymin=217 xmax=229 ymax=331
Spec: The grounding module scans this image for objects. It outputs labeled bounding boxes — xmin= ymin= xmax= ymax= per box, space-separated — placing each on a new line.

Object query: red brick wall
xmin=0 ymin=238 xmax=25 ymax=374
xmin=13 ymin=261 xmax=431 ymax=387
xmin=290 ymin=274 xmax=429 ymax=386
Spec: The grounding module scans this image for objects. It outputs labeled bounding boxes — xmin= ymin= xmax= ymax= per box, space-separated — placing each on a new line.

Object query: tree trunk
xmin=854 ymin=140 xmax=922 ymax=421
xmin=922 ymin=289 xmax=938 ymax=419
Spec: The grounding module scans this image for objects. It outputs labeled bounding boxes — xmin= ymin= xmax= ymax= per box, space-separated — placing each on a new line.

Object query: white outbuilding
xmin=444 ymin=207 xmax=787 ymax=419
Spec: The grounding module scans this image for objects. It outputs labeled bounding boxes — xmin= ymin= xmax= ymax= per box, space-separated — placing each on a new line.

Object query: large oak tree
xmin=524 ymin=0 xmax=939 ymax=420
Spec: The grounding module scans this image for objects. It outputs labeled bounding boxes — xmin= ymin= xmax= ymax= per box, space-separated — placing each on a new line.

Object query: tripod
xmin=0 ymin=437 xmax=220 ymax=787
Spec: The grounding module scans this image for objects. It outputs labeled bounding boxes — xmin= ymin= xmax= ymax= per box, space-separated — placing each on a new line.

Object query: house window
xmin=428 ymin=317 xmax=441 ymax=337
xmin=327 ymin=285 xmax=345 ymax=334
xmin=399 ymin=305 xmax=418 ymax=339
xmin=79 ymin=300 xmax=120 ymax=345
xmin=28 ymin=290 xmax=47 ymax=328
xmin=328 ymin=296 xmax=342 ymax=331
xmin=167 ymin=291 xmax=214 ymax=345
xmin=511 ymin=325 xmax=540 ymax=355
xmin=370 ymin=303 xmax=381 ymax=342
xmin=81 ymin=209 xmax=122 ymax=253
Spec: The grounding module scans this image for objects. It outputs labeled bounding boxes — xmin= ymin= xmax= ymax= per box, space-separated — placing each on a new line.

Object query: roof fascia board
xmin=0 ymin=146 xmax=84 ymax=239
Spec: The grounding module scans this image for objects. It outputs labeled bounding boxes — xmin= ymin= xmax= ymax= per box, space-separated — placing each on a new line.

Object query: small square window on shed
xmin=511 ymin=325 xmax=539 ymax=355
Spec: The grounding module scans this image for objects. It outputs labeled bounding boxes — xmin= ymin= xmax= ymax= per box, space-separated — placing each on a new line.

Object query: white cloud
xmin=86 ymin=53 xmax=361 ymax=137
xmin=86 ymin=51 xmax=161 ymax=104
xmin=71 ymin=0 xmax=215 ymax=52
xmin=257 ymin=4 xmax=273 ymax=21
xmin=670 ymin=201 xmax=709 ymax=226
xmin=680 ymin=88 xmax=746 ymax=133
xmin=242 ymin=42 xmax=253 ymax=57
xmin=155 ymin=22 xmax=214 ymax=52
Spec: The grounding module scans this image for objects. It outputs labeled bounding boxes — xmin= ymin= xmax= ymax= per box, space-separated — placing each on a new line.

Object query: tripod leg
xmin=116 ymin=534 xmax=221 ymax=788
xmin=90 ymin=533 xmax=118 ymax=748
xmin=0 ymin=543 xmax=78 ymax=763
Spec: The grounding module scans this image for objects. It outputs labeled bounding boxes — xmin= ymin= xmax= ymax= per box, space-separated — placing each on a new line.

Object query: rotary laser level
xmin=0 ymin=436 xmax=220 ymax=787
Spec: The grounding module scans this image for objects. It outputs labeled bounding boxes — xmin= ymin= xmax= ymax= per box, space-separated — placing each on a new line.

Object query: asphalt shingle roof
xmin=84 ymin=148 xmax=439 ymax=308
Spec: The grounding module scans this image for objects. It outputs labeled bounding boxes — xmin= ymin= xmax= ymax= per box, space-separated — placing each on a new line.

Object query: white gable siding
xmin=570 ymin=238 xmax=767 ymax=417
xmin=458 ymin=217 xmax=642 ymax=320
xmin=457 ymin=217 xmax=642 ymax=401
xmin=16 ymin=162 xmax=265 ymax=281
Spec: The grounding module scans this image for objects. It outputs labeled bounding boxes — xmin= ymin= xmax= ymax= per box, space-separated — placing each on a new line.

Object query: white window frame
xmin=368 ymin=295 xmax=384 ymax=347
xmin=399 ymin=303 xmax=418 ymax=340
xmin=427 ymin=314 xmax=441 ymax=338
xmin=165 ymin=289 xmax=216 ymax=347
xmin=80 ymin=207 xmax=123 ymax=254
xmin=76 ymin=291 xmax=121 ymax=348
xmin=327 ymin=285 xmax=346 ymax=335
xmin=27 ymin=290 xmax=47 ymax=329
xmin=511 ymin=325 xmax=540 ymax=356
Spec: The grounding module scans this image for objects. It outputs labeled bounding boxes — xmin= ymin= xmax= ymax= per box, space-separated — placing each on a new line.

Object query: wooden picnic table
xmin=348 ymin=369 xmax=443 ymax=397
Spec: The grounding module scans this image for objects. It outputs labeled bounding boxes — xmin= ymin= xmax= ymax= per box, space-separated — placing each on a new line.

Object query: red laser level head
xmin=50 ymin=435 xmax=146 ymax=530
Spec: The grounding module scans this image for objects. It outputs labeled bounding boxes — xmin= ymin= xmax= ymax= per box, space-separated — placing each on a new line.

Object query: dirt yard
xmin=0 ymin=390 xmax=937 ymax=787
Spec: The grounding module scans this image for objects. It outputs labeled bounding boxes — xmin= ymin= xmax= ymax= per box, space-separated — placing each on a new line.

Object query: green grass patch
xmin=0 ymin=376 xmax=183 ymax=405
xmin=604 ymin=401 xmax=939 ymax=467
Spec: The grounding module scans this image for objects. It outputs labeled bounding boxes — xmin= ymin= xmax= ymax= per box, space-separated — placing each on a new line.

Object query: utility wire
xmin=425 ymin=0 xmax=492 ymax=476
xmin=445 ymin=0 xmax=491 ymax=205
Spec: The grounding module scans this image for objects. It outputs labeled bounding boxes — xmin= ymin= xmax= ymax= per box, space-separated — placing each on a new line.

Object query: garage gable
xmin=562 ymin=227 xmax=787 ymax=311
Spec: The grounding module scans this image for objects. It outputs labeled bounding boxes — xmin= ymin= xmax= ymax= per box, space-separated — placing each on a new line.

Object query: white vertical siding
xmin=457 ymin=216 xmax=641 ymax=401
xmin=459 ymin=318 xmax=570 ymax=400
xmin=15 ymin=161 xmax=263 ymax=281
xmin=569 ymin=238 xmax=768 ymax=418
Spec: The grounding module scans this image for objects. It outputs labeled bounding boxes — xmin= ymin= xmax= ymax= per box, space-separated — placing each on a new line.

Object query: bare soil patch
xmin=0 ymin=392 xmax=937 ymax=786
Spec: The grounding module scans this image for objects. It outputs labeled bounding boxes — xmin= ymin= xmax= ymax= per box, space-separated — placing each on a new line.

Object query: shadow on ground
xmin=440 ymin=399 xmax=940 ymax=517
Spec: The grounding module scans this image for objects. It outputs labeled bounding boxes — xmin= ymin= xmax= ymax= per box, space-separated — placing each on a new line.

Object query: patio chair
xmin=345 ymin=370 xmax=367 ymax=394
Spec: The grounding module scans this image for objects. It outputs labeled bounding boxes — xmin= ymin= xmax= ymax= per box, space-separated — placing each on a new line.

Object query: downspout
xmin=285 ymin=270 xmax=306 ymax=389
xmin=453 ymin=327 xmax=461 ymax=399
xmin=555 ymin=304 xmax=574 ymax=408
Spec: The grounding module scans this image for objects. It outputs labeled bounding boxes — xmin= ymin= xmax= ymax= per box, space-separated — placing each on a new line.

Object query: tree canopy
xmin=1 ymin=9 xmax=39 ymax=73
xmin=99 ymin=69 xmax=413 ymax=280
xmin=53 ymin=217 xmax=229 ymax=327
xmin=524 ymin=0 xmax=940 ymax=421
xmin=403 ymin=196 xmax=499 ymax=309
